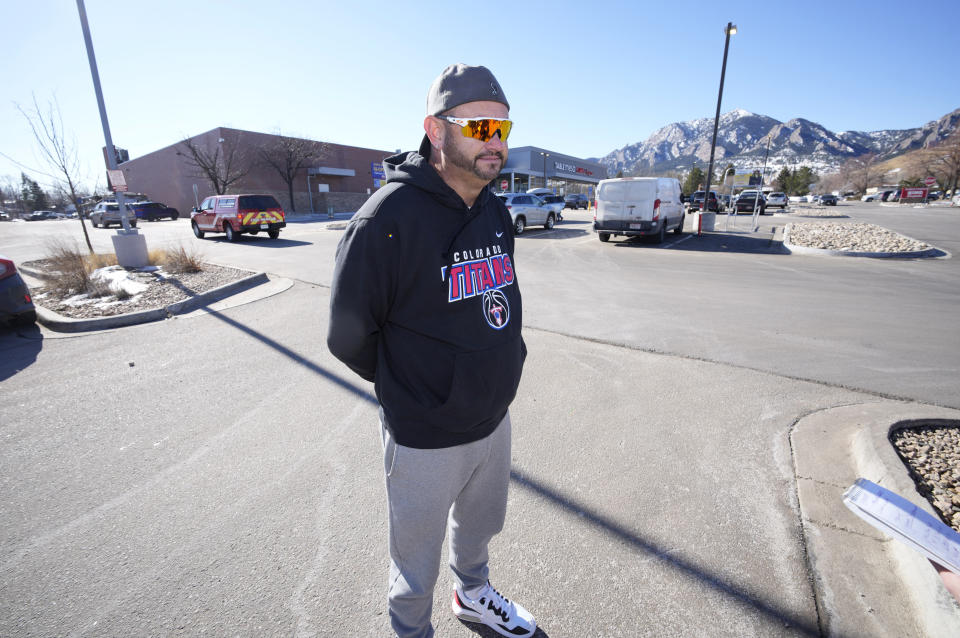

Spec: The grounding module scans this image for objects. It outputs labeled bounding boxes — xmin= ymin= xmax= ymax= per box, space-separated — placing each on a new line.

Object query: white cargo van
xmin=593 ymin=177 xmax=684 ymax=243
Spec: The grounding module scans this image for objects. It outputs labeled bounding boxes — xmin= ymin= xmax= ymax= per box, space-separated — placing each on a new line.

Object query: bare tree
xmin=817 ymin=170 xmax=847 ymax=195
xmin=0 ymin=175 xmax=26 ymax=217
xmin=841 ymin=153 xmax=883 ymax=195
xmin=7 ymin=96 xmax=94 ymax=252
xmin=178 ymin=133 xmax=250 ymax=196
xmin=256 ymin=132 xmax=328 ymax=213
xmin=915 ymin=129 xmax=960 ymax=194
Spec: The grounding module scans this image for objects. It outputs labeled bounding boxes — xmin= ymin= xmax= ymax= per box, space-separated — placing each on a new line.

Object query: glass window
xmin=238 ymin=195 xmax=280 ymax=209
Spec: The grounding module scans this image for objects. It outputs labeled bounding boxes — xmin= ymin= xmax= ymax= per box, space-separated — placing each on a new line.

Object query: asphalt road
xmin=1 ymin=201 xmax=958 ymax=636
xmin=4 ymin=201 xmax=958 ymax=407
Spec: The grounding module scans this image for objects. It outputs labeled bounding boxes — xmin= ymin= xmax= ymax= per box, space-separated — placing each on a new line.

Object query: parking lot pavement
xmin=3 ymin=279 xmax=959 ymax=636
xmin=2 ymin=203 xmax=959 ymax=636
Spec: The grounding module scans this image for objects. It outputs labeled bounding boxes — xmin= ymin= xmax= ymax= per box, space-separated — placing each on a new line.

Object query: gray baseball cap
xmin=426 ymin=64 xmax=509 ymax=116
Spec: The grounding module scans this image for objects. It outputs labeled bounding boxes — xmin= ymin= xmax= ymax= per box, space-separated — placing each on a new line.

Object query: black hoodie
xmin=327 ymin=140 xmax=526 ymax=449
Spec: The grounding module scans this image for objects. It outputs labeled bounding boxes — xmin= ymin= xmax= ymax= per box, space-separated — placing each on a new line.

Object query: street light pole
xmin=703 ymin=22 xmax=737 ymax=215
xmin=539 ymin=151 xmax=550 ymax=191
xmin=752 ymin=133 xmax=772 ymax=229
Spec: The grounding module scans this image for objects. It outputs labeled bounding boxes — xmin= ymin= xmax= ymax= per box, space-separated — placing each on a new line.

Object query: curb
xmin=782 ymin=224 xmax=949 ymax=259
xmin=26 ymin=268 xmax=268 ymax=333
xmin=792 ymin=402 xmax=960 ymax=637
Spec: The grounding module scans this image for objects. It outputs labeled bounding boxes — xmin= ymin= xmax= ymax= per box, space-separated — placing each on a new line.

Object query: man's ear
xmin=424 ymin=116 xmax=444 ymax=150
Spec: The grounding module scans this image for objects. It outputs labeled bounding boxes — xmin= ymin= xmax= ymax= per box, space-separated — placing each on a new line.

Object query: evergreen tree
xmin=775 ymin=167 xmax=793 ymax=193
xmin=683 ymin=167 xmax=704 ymax=195
xmin=20 ymin=173 xmax=48 ymax=212
xmin=793 ymin=166 xmax=818 ymax=195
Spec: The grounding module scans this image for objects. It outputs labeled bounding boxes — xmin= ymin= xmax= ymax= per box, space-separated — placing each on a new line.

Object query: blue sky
xmin=2 ymin=0 xmax=958 ymax=191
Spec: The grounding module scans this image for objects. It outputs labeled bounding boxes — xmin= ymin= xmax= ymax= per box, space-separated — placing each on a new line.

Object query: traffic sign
xmin=500 ymin=180 xmax=508 ymax=191
xmin=924 ymin=176 xmax=936 ymax=186
xmin=107 ymin=169 xmax=127 ymax=192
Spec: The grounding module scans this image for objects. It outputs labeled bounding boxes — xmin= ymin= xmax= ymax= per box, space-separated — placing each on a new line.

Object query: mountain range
xmin=597 ymin=107 xmax=960 ymax=178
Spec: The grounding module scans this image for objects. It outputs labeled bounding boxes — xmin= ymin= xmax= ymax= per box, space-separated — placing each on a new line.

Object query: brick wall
xmin=118 ymin=127 xmax=392 ymax=216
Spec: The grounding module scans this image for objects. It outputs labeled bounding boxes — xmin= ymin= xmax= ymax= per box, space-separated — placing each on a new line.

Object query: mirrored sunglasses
xmin=439 ymin=116 xmax=512 ymax=142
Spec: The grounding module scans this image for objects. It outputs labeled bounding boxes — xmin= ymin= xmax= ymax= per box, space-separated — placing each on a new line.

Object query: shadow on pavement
xmin=509 ymin=470 xmax=821 ymax=637
xmin=202 ymin=236 xmax=313 ymax=248
xmin=518 ymin=227 xmax=589 ymax=241
xmin=0 ymin=322 xmax=43 ymax=381
xmin=661 ymin=231 xmax=788 ymax=255
xmin=457 ymin=618 xmax=550 ymax=637
xmin=196 ymin=286 xmax=818 ymax=636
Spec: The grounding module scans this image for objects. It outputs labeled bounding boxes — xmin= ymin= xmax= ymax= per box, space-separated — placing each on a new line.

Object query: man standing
xmin=327 ymin=64 xmax=536 ymax=638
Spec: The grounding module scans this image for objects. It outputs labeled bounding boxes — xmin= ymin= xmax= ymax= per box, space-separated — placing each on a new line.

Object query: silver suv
xmin=496 ymin=193 xmax=556 ymax=235
xmin=766 ymin=192 xmax=788 ymax=209
xmin=89 ymin=202 xmax=137 ymax=229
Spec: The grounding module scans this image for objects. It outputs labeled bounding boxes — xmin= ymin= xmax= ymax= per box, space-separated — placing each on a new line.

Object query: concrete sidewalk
xmin=793 ymin=403 xmax=960 ymax=637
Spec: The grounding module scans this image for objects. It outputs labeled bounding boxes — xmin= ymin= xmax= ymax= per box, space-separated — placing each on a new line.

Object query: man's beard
xmin=444 ymin=135 xmax=505 ymax=182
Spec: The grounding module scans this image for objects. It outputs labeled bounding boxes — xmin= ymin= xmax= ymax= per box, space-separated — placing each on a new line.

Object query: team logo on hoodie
xmin=482 ymin=290 xmax=509 ymax=329
xmin=442 ymin=249 xmax=515 ymax=329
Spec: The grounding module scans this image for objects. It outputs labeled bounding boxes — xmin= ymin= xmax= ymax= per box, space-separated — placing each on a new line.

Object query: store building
xmin=116 ymin=127 xmax=394 ymax=216
xmin=496 ymin=146 xmax=606 ymax=196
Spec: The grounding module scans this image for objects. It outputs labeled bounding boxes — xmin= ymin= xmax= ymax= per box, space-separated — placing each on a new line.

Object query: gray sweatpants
xmin=380 ymin=410 xmax=512 ymax=638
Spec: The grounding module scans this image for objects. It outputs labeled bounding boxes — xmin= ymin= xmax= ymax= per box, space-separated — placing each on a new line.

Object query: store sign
xmin=371 ymin=162 xmax=386 ymax=180
xmin=554 ymin=161 xmax=594 ymax=177
xmin=901 ymin=187 xmax=927 ymax=200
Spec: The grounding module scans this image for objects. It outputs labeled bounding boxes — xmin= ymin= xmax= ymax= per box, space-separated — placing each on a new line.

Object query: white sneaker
xmin=452 ymin=581 xmax=536 ymax=637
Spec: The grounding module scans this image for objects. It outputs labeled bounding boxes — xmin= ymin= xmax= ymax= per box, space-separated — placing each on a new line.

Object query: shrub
xmin=158 ymin=245 xmax=204 ymax=274
xmin=43 ymin=239 xmax=92 ymax=296
xmin=42 ymin=239 xmax=118 ymax=297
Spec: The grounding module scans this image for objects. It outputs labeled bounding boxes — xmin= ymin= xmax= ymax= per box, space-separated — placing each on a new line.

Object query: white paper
xmin=843 ymin=478 xmax=960 ymax=574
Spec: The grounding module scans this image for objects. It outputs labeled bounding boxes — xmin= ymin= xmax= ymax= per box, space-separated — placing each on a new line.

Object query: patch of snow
xmin=90 ymin=265 xmax=150 ymax=295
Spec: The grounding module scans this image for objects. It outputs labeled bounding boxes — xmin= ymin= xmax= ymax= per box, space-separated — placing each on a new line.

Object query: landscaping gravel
xmin=892 ymin=426 xmax=960 ymax=533
xmin=785 ymin=221 xmax=930 ymax=253
xmin=26 ymin=261 xmax=252 ymax=319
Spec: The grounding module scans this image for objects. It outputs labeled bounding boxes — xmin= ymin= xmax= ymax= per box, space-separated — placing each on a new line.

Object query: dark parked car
xmin=564 ymin=193 xmax=589 ymax=209
xmin=25 ymin=210 xmax=57 ymax=221
xmin=819 ymin=194 xmax=838 ymax=206
xmin=0 ymin=255 xmax=37 ymax=326
xmin=689 ymin=190 xmax=721 ymax=212
xmin=734 ymin=191 xmax=767 ymax=214
xmin=127 ymin=201 xmax=180 ymax=222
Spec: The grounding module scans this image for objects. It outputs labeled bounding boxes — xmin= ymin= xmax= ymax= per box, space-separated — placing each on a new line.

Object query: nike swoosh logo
xmin=496 ymin=231 xmax=503 ymax=237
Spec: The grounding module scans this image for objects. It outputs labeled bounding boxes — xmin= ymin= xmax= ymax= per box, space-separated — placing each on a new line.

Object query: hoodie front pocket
xmin=430 ymin=335 xmax=525 ymax=431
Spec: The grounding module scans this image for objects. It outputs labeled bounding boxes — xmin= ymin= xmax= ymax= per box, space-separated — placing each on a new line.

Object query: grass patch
xmin=152 ymin=245 xmax=204 ymax=274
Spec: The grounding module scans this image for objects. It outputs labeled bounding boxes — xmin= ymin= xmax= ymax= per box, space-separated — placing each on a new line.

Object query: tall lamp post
xmin=539 ymin=151 xmax=550 ymax=191
xmin=703 ymin=22 xmax=737 ymax=216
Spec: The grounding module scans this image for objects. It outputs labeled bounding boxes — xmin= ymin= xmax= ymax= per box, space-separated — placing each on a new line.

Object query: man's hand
xmin=931 ymin=560 xmax=960 ymax=605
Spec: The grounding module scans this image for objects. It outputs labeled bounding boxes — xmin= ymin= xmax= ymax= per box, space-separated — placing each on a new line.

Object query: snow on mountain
xmin=600 ymin=108 xmax=959 ymax=178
